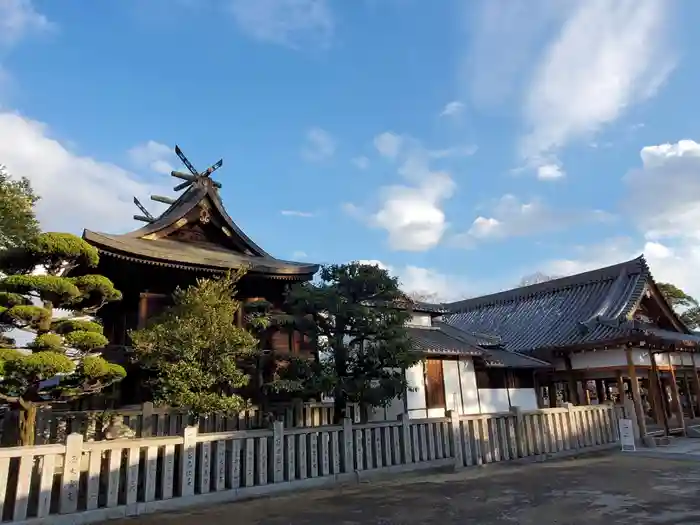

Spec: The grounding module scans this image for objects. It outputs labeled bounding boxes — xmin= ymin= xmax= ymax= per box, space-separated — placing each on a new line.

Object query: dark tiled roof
xmin=406 ymin=326 xmax=483 ymax=357
xmin=444 ymin=256 xmax=657 ymax=355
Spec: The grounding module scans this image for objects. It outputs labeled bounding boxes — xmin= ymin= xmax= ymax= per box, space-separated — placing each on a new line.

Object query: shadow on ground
xmin=108 ymin=453 xmax=700 ymax=524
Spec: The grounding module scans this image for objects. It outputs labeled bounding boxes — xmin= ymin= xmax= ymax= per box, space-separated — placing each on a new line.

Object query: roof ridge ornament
xmin=171 ymin=145 xmax=223 ymax=192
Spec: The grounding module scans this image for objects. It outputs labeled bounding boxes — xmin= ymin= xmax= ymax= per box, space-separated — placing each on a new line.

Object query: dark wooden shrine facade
xmin=77 ymin=149 xmax=319 ymax=358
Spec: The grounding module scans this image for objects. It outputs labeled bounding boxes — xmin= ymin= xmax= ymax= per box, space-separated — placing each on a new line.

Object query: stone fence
xmin=0 ymin=403 xmax=622 ymax=524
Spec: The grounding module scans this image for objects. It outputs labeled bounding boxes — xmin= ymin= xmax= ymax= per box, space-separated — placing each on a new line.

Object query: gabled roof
xmin=84 ymin=176 xmax=319 ymax=279
xmin=444 ymin=255 xmax=695 ymax=355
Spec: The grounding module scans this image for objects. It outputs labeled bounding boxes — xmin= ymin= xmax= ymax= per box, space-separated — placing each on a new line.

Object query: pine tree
xmin=129 ymin=270 xmax=258 ymax=415
xmin=286 ymin=262 xmax=417 ymax=423
xmin=0 ymin=232 xmax=124 ymax=445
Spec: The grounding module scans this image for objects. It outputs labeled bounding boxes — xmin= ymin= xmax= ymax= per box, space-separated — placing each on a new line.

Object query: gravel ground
xmin=106 ymin=452 xmax=700 ymax=524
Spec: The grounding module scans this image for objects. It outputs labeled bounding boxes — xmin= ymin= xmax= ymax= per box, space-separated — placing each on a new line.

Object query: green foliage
xmin=130 ymin=270 xmax=258 ymax=415
xmin=52 ymin=318 xmax=103 ymax=335
xmin=0 ymin=274 xmax=80 ymax=304
xmin=657 ymin=282 xmax=700 ymax=330
xmin=0 ymin=229 xmax=124 ymax=417
xmin=2 ymin=305 xmax=51 ymax=329
xmin=286 ymin=262 xmax=417 ymax=419
xmin=27 ymin=333 xmax=63 ymax=352
xmin=0 ymin=166 xmax=40 ymax=251
xmin=63 ymin=330 xmax=108 ymax=352
xmin=0 ymin=292 xmax=30 ymax=308
xmin=0 ymin=348 xmax=22 ymax=375
xmin=3 ymin=351 xmax=75 ymax=387
xmin=69 ymin=275 xmax=122 ymax=310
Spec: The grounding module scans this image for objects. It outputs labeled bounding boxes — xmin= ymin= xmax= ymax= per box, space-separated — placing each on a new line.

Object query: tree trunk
xmin=332 ymin=326 xmax=348 ymax=424
xmin=19 ymin=402 xmax=37 ymax=446
xmin=332 ymin=384 xmax=347 ymax=424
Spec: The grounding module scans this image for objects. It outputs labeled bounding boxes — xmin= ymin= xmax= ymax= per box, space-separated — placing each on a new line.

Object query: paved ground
xmin=109 ymin=452 xmax=700 ymax=524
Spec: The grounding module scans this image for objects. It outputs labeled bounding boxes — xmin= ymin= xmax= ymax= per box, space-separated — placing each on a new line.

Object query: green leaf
xmin=0 ymin=167 xmax=40 ymax=251
xmin=52 ymin=318 xmax=104 ymax=335
xmin=27 ymin=333 xmax=64 ymax=352
xmin=64 ymin=330 xmax=108 ymax=353
xmin=130 ymin=270 xmax=258 ymax=416
xmin=0 ymin=274 xmax=81 ymax=304
xmin=2 ymin=305 xmax=51 ymax=329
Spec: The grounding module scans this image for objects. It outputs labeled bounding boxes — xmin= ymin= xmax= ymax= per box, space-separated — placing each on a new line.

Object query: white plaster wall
xmin=407 ymin=313 xmax=432 ymax=327
xmin=508 ymin=388 xmax=538 ymax=411
xmin=478 ymin=389 xmax=510 ymax=414
xmin=405 ymin=362 xmax=426 ymax=418
xmin=570 ymin=348 xmax=652 ymax=369
xmin=458 ymin=357 xmax=480 ymax=415
xmin=442 ymin=360 xmax=463 ymax=414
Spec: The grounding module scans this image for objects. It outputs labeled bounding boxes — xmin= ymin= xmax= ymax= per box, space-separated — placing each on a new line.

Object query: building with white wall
xmin=372 ymin=304 xmax=548 ymax=421
xmin=443 ymin=255 xmax=700 ymax=439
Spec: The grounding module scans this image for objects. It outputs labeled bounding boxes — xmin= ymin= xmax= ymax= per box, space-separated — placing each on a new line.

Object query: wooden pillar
xmin=595 ymin=379 xmax=605 ymax=404
xmin=690 ymin=353 xmax=700 ymax=417
xmin=625 ymin=347 xmax=648 ymax=437
xmin=564 ymin=355 xmax=580 ymax=405
xmin=138 ymin=293 xmax=149 ymax=329
xmin=682 ymin=369 xmax=696 ymax=419
xmin=533 ymin=372 xmax=545 ymax=409
xmin=616 ymin=370 xmax=625 ymax=403
xmin=647 ymin=358 xmax=664 ymax=425
xmin=547 ymin=380 xmax=557 ymax=408
xmin=667 ymin=352 xmax=686 ymax=435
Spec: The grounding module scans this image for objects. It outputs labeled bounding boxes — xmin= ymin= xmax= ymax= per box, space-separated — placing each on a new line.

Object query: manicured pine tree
xmin=0 ymin=232 xmax=124 ymax=445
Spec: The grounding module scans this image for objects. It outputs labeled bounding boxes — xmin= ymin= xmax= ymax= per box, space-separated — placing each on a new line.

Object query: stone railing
xmin=0 ymin=404 xmax=621 ymax=524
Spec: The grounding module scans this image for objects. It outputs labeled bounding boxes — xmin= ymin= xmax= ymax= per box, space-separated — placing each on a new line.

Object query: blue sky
xmin=1 ymin=0 xmax=700 ymax=301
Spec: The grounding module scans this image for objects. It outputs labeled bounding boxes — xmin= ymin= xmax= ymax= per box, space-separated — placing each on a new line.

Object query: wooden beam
xmin=625 ymin=348 xmax=648 ymax=437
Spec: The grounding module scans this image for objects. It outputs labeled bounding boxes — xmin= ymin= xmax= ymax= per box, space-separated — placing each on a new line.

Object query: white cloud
xmin=454 ymin=194 xmax=611 ymax=246
xmin=538 ymin=139 xmax=700 ymax=300
xmin=281 ymin=209 xmax=315 ymax=218
xmin=357 ymin=259 xmax=469 ymax=302
xmin=373 ymin=131 xmax=402 ymax=159
xmin=229 ymin=0 xmax=333 ymax=49
xmin=292 ymin=250 xmax=308 ymax=259
xmin=352 ymin=156 xmax=370 ymax=170
xmin=0 ymin=111 xmax=169 ymax=235
xmin=127 ymin=140 xmax=176 ymax=175
xmin=536 ymin=163 xmax=565 ymax=181
xmin=301 ymin=127 xmax=335 ymax=162
xmin=439 ymin=101 xmax=465 ymax=118
xmin=520 ymin=0 xmax=674 ymax=168
xmin=352 ymin=134 xmax=457 ymax=252
xmin=0 ymin=0 xmax=53 ymax=47
xmin=624 ymin=140 xmax=700 ymax=242
xmin=465 ymin=0 xmax=570 ymax=109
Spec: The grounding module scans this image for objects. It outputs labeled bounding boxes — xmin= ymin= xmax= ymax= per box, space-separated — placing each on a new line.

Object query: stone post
xmin=342 ymin=417 xmax=354 ymax=473
xmin=447 ymin=410 xmax=463 ymax=469
xmin=509 ymin=406 xmax=524 ymax=458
